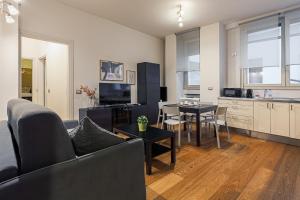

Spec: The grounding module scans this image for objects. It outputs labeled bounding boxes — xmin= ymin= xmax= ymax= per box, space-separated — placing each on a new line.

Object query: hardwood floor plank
xmin=208 ymin=141 xmax=275 ymax=200
xmin=237 ymin=167 xmax=274 ymax=200
xmin=259 ymin=145 xmax=300 ymax=200
xmin=148 ymin=173 xmax=183 ymax=195
xmin=145 ymin=132 xmax=300 ymax=200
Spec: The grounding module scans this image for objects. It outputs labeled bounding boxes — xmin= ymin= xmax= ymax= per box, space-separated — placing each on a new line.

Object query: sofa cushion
xmin=0 ymin=121 xmax=18 ymax=183
xmin=7 ymin=99 xmax=76 ymax=174
xmin=69 ymin=117 xmax=125 ymax=156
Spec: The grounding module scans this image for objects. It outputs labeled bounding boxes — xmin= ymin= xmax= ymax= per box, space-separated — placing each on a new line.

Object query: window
xmin=241 ymin=16 xmax=283 ymax=86
xmin=286 ymin=10 xmax=300 ymax=85
xmin=186 ymin=55 xmax=200 ymax=86
xmin=241 ymin=11 xmax=300 ymax=87
xmin=176 ymin=29 xmax=200 ymax=90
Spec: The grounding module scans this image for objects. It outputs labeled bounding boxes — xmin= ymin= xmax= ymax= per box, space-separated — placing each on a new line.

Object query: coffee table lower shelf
xmin=151 ymin=143 xmax=171 ymax=158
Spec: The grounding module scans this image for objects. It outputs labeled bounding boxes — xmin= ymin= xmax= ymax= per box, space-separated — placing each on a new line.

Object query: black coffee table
xmin=113 ymin=124 xmax=176 ymax=175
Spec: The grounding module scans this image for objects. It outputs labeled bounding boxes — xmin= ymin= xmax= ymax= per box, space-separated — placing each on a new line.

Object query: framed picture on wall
xmin=126 ymin=70 xmax=136 ymax=85
xmin=100 ymin=60 xmax=124 ymax=81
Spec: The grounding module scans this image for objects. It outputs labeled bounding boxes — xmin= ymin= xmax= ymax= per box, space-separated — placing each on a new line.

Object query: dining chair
xmin=199 ymin=102 xmax=215 ymax=120
xmin=200 ymin=107 xmax=230 ymax=148
xmin=185 ymin=102 xmax=215 ymax=143
xmin=162 ymin=105 xmax=187 ymax=147
xmin=157 ymin=101 xmax=178 ymax=129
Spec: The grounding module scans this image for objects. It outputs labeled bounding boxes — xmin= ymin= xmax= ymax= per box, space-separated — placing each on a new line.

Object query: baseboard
xmin=227 ymin=127 xmax=300 ymax=147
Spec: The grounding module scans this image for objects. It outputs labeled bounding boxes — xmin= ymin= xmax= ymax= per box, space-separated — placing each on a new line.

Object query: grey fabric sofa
xmin=0 ymin=99 xmax=146 ymax=200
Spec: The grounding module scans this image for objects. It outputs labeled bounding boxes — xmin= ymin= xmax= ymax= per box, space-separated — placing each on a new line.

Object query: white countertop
xmin=219 ymin=96 xmax=300 ymax=103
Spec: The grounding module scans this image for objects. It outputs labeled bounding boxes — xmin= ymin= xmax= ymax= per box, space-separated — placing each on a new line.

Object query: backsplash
xmin=253 ymin=90 xmax=300 ymax=98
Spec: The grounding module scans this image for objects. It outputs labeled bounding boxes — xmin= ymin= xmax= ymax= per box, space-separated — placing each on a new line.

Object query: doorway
xmin=21 ymin=36 xmax=72 ymax=120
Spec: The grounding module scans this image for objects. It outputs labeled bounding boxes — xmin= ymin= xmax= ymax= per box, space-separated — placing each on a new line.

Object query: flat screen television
xmin=99 ymin=83 xmax=131 ymax=105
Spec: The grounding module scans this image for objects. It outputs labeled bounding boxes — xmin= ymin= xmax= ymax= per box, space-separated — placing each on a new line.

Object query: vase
xmin=138 ymin=123 xmax=147 ymax=132
xmin=89 ymin=97 xmax=96 ymax=107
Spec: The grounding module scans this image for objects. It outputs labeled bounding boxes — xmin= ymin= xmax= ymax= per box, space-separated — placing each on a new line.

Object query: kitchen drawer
xmin=227 ymin=105 xmax=253 ymax=117
xmin=219 ymin=99 xmax=253 ymax=107
xmin=219 ymin=101 xmax=253 ymax=117
xmin=227 ymin=114 xmax=253 ymax=130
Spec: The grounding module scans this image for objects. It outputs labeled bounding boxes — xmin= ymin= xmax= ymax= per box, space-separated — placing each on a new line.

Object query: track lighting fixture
xmin=177 ymin=4 xmax=184 ymax=27
xmin=0 ymin=0 xmax=21 ymax=24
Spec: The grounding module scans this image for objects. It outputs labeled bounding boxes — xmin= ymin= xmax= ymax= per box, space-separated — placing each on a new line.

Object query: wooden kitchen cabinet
xmin=290 ymin=104 xmax=300 ymax=139
xmin=220 ymin=98 xmax=299 ymax=140
xmin=270 ymin=102 xmax=290 ymax=137
xmin=254 ymin=102 xmax=271 ymax=134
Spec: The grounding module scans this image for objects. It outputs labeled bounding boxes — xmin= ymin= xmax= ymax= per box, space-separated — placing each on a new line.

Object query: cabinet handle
xmin=291 ymin=105 xmax=293 ymax=111
xmin=267 ymin=103 xmax=269 ymax=109
xmin=272 ymin=103 xmax=274 ymax=109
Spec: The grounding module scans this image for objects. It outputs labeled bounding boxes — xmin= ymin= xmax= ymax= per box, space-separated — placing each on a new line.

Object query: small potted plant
xmin=137 ymin=115 xmax=148 ymax=132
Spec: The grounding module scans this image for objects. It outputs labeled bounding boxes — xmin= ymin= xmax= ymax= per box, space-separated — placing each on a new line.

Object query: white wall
xmin=227 ymin=27 xmax=241 ymax=88
xmin=20 ymin=0 xmax=164 ymax=119
xmin=200 ymin=23 xmax=226 ymax=104
xmin=22 ymin=37 xmax=69 ymax=119
xmin=165 ymin=34 xmax=177 ymax=103
xmin=0 ymin=18 xmax=19 ymax=120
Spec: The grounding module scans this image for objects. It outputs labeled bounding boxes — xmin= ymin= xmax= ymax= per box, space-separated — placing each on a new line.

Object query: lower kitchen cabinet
xmin=290 ymin=104 xmax=300 ymax=139
xmin=254 ymin=102 xmax=271 ymax=134
xmin=219 ymin=98 xmax=300 ymax=140
xmin=270 ymin=102 xmax=290 ymax=137
xmin=254 ymin=102 xmax=290 ymax=137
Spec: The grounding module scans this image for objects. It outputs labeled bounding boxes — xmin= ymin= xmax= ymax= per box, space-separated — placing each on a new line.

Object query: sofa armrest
xmin=63 ymin=120 xmax=79 ymax=130
xmin=0 ymin=139 xmax=146 ymax=200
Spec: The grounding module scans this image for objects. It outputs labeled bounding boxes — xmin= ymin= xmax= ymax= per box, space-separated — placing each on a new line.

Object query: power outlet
xmin=76 ymin=90 xmax=82 ymax=94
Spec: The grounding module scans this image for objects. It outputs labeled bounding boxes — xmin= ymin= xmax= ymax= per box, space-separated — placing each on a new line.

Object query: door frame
xmin=38 ymin=55 xmax=47 ymax=107
xmin=20 ymin=31 xmax=75 ymax=120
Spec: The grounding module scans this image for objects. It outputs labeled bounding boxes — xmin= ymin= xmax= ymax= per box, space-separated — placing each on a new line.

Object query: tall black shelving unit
xmin=137 ymin=62 xmax=160 ymax=124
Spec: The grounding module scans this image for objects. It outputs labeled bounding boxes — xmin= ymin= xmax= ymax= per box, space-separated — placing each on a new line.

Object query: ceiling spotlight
xmin=0 ymin=0 xmax=22 ymax=24
xmin=5 ymin=13 xmax=15 ymax=24
xmin=178 ymin=16 xmax=183 ymax=22
xmin=179 ymin=10 xmax=184 ymax=16
xmin=7 ymin=4 xmax=19 ymax=16
xmin=177 ymin=10 xmax=184 ymax=16
xmin=179 ymin=22 xmax=183 ymax=27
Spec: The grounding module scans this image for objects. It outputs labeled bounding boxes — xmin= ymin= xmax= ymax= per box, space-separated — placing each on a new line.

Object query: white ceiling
xmin=57 ymin=0 xmax=300 ymax=38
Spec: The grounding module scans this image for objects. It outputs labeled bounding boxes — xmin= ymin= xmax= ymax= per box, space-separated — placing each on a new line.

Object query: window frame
xmin=183 ymin=71 xmax=200 ymax=90
xmin=242 ymin=16 xmax=286 ymax=88
xmin=285 ymin=17 xmax=300 ymax=87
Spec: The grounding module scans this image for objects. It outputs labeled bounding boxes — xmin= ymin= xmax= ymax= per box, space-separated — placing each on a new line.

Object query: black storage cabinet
xmin=137 ymin=62 xmax=160 ymax=124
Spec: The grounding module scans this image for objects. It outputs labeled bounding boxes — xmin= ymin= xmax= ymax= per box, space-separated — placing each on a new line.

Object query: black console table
xmin=79 ymin=104 xmax=149 ymax=132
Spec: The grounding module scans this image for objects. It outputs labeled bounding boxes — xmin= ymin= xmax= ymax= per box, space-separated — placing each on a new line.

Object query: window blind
xmin=240 ymin=15 xmax=282 ymax=69
xmin=176 ymin=28 xmax=200 ymax=72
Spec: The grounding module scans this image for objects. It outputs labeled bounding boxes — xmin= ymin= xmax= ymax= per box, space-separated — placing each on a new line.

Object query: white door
xmin=45 ymin=43 xmax=69 ymax=120
xmin=254 ymin=102 xmax=271 ymax=133
xmin=290 ymin=104 xmax=300 ymax=139
xmin=270 ymin=102 xmax=290 ymax=137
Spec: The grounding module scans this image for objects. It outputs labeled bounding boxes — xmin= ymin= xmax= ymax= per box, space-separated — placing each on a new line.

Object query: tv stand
xmin=79 ymin=104 xmax=148 ymax=132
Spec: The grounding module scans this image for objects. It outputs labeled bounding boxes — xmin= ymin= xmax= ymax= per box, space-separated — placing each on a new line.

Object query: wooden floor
xmin=145 ymin=127 xmax=300 ymax=200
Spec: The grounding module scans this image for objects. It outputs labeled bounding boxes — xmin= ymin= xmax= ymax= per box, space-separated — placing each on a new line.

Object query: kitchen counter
xmin=219 ymin=96 xmax=300 ymax=103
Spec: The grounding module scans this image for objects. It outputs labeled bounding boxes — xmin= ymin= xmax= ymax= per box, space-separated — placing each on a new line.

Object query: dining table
xmin=165 ymin=104 xmax=218 ymax=146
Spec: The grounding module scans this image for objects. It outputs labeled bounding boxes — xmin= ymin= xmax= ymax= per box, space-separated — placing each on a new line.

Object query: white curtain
xmin=176 ymin=29 xmax=200 ymax=72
